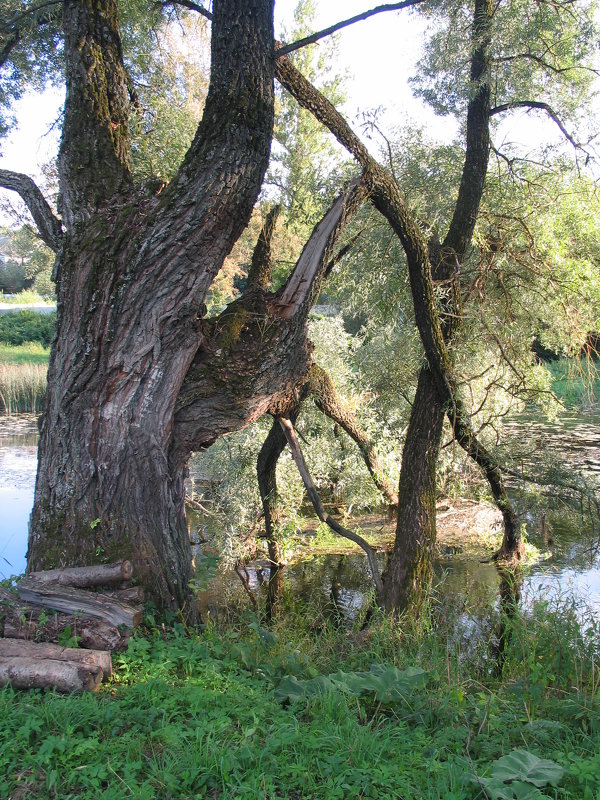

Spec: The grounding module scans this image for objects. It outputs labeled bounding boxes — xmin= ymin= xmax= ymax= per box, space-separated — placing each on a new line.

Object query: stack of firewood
xmin=0 ymin=561 xmax=143 ymax=693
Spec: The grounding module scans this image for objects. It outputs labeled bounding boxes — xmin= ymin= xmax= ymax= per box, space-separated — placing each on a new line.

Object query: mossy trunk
xmin=28 ymin=0 xmax=277 ymax=615
xmin=382 ymin=368 xmax=445 ymax=613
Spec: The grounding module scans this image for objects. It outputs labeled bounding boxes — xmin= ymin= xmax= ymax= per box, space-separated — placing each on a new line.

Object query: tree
xmin=1 ymin=0 xmax=597 ymax=618
xmin=272 ymin=0 xmax=598 ymax=611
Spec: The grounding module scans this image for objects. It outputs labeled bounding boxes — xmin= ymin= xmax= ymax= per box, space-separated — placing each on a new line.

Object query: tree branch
xmin=158 ymin=0 xmax=213 ymax=21
xmin=277 ymin=416 xmax=383 ymax=598
xmin=308 ymin=363 xmax=398 ymax=508
xmin=272 ymin=178 xmax=368 ymax=318
xmin=246 ymin=205 xmax=281 ymax=291
xmin=490 ymin=101 xmax=580 ymax=151
xmin=276 ymin=0 xmax=425 ymax=57
xmin=0 ymin=169 xmax=62 ymax=252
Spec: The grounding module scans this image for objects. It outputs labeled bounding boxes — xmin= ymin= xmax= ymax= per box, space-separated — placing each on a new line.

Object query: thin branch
xmin=234 ymin=561 xmax=258 ymax=611
xmin=277 ymin=416 xmax=384 ymax=598
xmin=158 ymin=0 xmax=213 ymax=21
xmin=0 ymin=169 xmax=62 ymax=252
xmin=276 ymin=0 xmax=425 ymax=57
xmin=495 ymin=51 xmax=600 ymax=79
xmin=0 ymin=0 xmax=61 ymax=33
xmin=323 ymin=229 xmax=363 ymax=281
xmin=490 ymin=100 xmax=580 ymax=151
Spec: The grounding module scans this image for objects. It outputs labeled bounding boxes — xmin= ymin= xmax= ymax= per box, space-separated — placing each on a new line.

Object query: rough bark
xmin=382 ymin=369 xmax=445 ymax=612
xmin=0 ymin=639 xmax=112 ymax=676
xmin=17 ymin=579 xmax=143 ymax=628
xmin=27 ymin=561 xmax=133 ymax=588
xmin=28 ymin=0 xmax=277 ymax=615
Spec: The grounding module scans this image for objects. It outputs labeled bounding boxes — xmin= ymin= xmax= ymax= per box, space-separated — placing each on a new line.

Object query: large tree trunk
xmin=28 ymin=0 xmax=277 ymax=613
xmin=25 ymin=0 xmax=364 ymax=613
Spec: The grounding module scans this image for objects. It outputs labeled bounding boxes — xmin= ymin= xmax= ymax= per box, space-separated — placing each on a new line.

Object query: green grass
xmin=0 ymin=290 xmax=55 ymax=305
xmin=547 ymin=357 xmax=600 ymax=409
xmin=0 ymin=342 xmax=50 ymax=365
xmin=1 ymin=595 xmax=599 ymax=799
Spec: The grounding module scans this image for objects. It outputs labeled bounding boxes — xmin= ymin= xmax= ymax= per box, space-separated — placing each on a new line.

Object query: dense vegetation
xmin=1 ymin=596 xmax=599 ymax=799
xmin=0 ymin=309 xmax=56 ymax=347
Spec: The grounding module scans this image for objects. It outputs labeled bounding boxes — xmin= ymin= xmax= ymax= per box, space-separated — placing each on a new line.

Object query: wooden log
xmin=17 ymin=579 xmax=142 ymax=628
xmin=1 ymin=597 xmax=126 ymax=651
xmin=27 ymin=561 xmax=133 ymax=588
xmin=102 ymin=586 xmax=145 ymax=604
xmin=0 ymin=657 xmax=103 ymax=693
xmin=0 ymin=639 xmax=112 ymax=675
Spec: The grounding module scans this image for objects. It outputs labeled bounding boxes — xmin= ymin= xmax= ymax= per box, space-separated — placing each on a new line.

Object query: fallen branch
xmin=0 ymin=657 xmax=103 ymax=693
xmin=277 ymin=416 xmax=383 ymax=598
xmin=17 ymin=579 xmax=142 ymax=628
xmin=0 ymin=638 xmax=112 ymax=676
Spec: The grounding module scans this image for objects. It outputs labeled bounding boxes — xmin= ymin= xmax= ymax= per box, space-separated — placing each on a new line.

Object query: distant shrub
xmin=0 ymin=310 xmax=56 ymax=346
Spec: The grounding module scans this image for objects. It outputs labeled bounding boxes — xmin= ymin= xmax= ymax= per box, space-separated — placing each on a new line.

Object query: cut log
xmin=3 ymin=618 xmax=127 ymax=652
xmin=1 ymin=596 xmax=127 ymax=651
xmin=0 ymin=639 xmax=112 ymax=675
xmin=103 ymin=586 xmax=145 ymax=604
xmin=17 ymin=579 xmax=142 ymax=628
xmin=27 ymin=561 xmax=133 ymax=588
xmin=0 ymin=657 xmax=103 ymax=693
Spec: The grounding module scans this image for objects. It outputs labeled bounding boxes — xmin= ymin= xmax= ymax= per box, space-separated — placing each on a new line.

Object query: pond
xmin=1 ymin=413 xmax=599 ymax=634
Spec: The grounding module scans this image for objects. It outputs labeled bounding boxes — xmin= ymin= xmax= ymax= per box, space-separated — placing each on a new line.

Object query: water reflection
xmin=0 ymin=416 xmax=38 ymax=579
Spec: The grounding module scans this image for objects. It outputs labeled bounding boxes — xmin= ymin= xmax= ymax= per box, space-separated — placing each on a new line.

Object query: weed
xmin=0 ymin=361 xmax=47 ymax=414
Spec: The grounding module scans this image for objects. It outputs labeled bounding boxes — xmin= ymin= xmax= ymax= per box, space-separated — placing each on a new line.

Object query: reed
xmin=0 ymin=361 xmax=47 ymax=414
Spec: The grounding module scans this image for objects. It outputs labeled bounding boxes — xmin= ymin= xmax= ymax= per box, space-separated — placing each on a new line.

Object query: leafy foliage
xmin=0 ymin=309 xmax=55 ymax=346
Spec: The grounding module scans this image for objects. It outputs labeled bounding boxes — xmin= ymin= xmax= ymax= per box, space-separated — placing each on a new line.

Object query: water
xmin=1 ymin=414 xmax=599 ymax=630
xmin=0 ymin=416 xmax=37 ymax=579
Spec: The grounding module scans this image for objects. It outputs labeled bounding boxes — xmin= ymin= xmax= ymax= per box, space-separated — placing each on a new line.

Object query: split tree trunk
xmin=27 ymin=0 xmax=277 ymax=614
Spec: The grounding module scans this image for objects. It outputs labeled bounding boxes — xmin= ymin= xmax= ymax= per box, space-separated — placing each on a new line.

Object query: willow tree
xmin=273 ymin=0 xmax=598 ymax=612
xmin=0 ymin=0 xmax=359 ymax=612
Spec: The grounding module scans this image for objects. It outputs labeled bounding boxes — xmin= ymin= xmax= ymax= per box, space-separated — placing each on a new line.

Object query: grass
xmin=0 ymin=342 xmax=50 ymax=365
xmin=1 ymin=594 xmax=599 ymax=799
xmin=0 ymin=361 xmax=48 ymax=414
xmin=0 ymin=343 xmax=49 ymax=414
xmin=0 ymin=290 xmax=55 ymax=305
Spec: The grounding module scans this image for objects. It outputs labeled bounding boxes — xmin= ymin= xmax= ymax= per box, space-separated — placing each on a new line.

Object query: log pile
xmin=0 ymin=561 xmax=143 ymax=693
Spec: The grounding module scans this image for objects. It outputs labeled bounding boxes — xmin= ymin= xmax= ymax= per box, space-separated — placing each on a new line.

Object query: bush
xmin=0 ymin=310 xmax=56 ymax=346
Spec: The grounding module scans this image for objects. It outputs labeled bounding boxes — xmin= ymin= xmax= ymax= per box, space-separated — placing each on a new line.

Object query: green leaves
xmin=275 ymin=664 xmax=428 ymax=704
xmin=490 ymin=750 xmax=564 ymax=788
xmin=475 ymin=749 xmax=564 ymax=800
